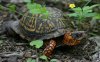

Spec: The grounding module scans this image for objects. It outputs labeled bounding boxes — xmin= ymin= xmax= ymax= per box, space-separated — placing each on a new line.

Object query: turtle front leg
xmin=43 ymin=40 xmax=56 ymax=57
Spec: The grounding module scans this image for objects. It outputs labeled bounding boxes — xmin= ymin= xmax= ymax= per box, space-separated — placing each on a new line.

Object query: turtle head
xmin=63 ymin=31 xmax=86 ymax=46
xmin=71 ymin=31 xmax=87 ymax=40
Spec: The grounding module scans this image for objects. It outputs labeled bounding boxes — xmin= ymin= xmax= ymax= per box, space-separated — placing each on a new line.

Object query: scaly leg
xmin=43 ymin=40 xmax=56 ymax=57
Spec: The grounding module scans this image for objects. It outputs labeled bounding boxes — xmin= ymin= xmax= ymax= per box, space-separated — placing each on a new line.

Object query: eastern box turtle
xmin=1 ymin=7 xmax=86 ymax=57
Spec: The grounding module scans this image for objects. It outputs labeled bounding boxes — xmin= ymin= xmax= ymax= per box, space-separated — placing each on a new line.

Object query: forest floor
xmin=0 ymin=0 xmax=100 ymax=62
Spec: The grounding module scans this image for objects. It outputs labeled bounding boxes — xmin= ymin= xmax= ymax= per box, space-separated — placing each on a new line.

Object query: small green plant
xmin=0 ymin=3 xmax=16 ymax=13
xmin=24 ymin=0 xmax=31 ymax=3
xmin=27 ymin=40 xmax=44 ymax=62
xmin=8 ymin=3 xmax=16 ymax=13
xmin=40 ymin=55 xmax=58 ymax=62
xmin=30 ymin=40 xmax=43 ymax=48
xmin=26 ymin=58 xmax=36 ymax=62
xmin=50 ymin=59 xmax=58 ymax=62
xmin=40 ymin=55 xmax=49 ymax=62
xmin=68 ymin=4 xmax=100 ymax=23
xmin=0 ymin=0 xmax=49 ymax=19
xmin=93 ymin=13 xmax=100 ymax=20
xmin=26 ymin=3 xmax=49 ymax=19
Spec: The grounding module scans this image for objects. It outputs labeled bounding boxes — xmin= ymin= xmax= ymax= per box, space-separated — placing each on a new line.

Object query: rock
xmin=89 ymin=36 xmax=100 ymax=62
xmin=92 ymin=51 xmax=100 ymax=62
xmin=89 ymin=36 xmax=100 ymax=51
xmin=8 ymin=56 xmax=18 ymax=62
xmin=1 ymin=0 xmax=24 ymax=3
xmin=0 ymin=57 xmax=2 ymax=62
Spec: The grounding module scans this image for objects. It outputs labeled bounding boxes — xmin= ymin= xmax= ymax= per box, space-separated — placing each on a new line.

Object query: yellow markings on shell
xmin=20 ymin=12 xmax=28 ymax=28
xmin=20 ymin=14 xmax=37 ymax=32
xmin=58 ymin=18 xmax=65 ymax=27
xmin=48 ymin=21 xmax=55 ymax=31
xmin=36 ymin=23 xmax=43 ymax=33
xmin=28 ymin=15 xmax=34 ymax=28
xmin=44 ymin=23 xmax=47 ymax=30
xmin=40 ymin=26 xmax=44 ymax=33
xmin=35 ymin=20 xmax=55 ymax=33
xmin=26 ymin=18 xmax=29 ymax=27
xmin=26 ymin=16 xmax=36 ymax=32
xmin=45 ymin=26 xmax=49 ymax=32
xmin=31 ymin=15 xmax=35 ymax=28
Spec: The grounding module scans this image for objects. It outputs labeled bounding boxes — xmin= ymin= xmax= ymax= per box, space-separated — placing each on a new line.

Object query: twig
xmin=1 ymin=43 xmax=28 ymax=46
xmin=36 ymin=49 xmax=39 ymax=62
xmin=0 ymin=52 xmax=37 ymax=58
xmin=0 ymin=52 xmax=24 ymax=57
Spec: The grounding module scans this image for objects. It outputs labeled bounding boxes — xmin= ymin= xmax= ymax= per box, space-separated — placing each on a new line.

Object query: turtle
xmin=0 ymin=7 xmax=86 ymax=57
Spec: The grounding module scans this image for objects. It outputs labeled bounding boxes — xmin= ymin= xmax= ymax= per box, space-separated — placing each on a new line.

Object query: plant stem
xmin=36 ymin=48 xmax=39 ymax=62
xmin=83 ymin=0 xmax=92 ymax=7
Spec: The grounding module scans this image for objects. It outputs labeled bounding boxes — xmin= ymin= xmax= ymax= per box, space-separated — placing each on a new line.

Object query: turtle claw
xmin=43 ymin=40 xmax=56 ymax=57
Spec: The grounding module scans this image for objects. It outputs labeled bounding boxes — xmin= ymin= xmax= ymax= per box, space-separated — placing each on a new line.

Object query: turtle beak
xmin=71 ymin=31 xmax=87 ymax=40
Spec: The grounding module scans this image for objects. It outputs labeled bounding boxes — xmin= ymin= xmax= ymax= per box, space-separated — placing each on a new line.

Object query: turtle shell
xmin=19 ymin=7 xmax=68 ymax=40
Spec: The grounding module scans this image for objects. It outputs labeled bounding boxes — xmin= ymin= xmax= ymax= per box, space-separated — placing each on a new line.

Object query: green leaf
xmin=93 ymin=13 xmax=100 ymax=19
xmin=83 ymin=6 xmax=92 ymax=13
xmin=8 ymin=4 xmax=16 ymax=13
xmin=50 ymin=59 xmax=58 ymax=62
xmin=31 ymin=59 xmax=36 ymax=62
xmin=27 ymin=3 xmax=43 ymax=15
xmin=89 ymin=4 xmax=100 ymax=9
xmin=24 ymin=0 xmax=31 ymax=3
xmin=40 ymin=6 xmax=47 ymax=13
xmin=35 ymin=3 xmax=42 ymax=9
xmin=40 ymin=55 xmax=48 ymax=60
xmin=83 ymin=6 xmax=90 ymax=10
xmin=83 ymin=13 xmax=96 ymax=17
xmin=26 ymin=3 xmax=49 ymax=19
xmin=42 ymin=11 xmax=49 ymax=16
xmin=68 ymin=13 xmax=78 ymax=17
xmin=27 ymin=3 xmax=41 ymax=10
xmin=72 ymin=7 xmax=82 ymax=13
xmin=30 ymin=40 xmax=43 ymax=48
xmin=26 ymin=58 xmax=36 ymax=62
xmin=27 ymin=3 xmax=34 ymax=10
xmin=83 ymin=4 xmax=100 ymax=11
xmin=29 ymin=9 xmax=41 ymax=14
xmin=83 ymin=10 xmax=92 ymax=14
xmin=26 ymin=58 xmax=32 ymax=62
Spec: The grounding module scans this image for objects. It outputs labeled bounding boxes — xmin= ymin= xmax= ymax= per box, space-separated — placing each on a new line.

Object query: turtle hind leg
xmin=43 ymin=40 xmax=56 ymax=57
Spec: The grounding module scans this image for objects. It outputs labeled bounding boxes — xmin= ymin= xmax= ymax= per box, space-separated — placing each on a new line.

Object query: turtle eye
xmin=71 ymin=33 xmax=82 ymax=39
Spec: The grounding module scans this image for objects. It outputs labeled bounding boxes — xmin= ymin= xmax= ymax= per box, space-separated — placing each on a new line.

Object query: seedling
xmin=68 ymin=4 xmax=100 ymax=23
xmin=30 ymin=40 xmax=43 ymax=48
xmin=26 ymin=3 xmax=49 ymax=19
